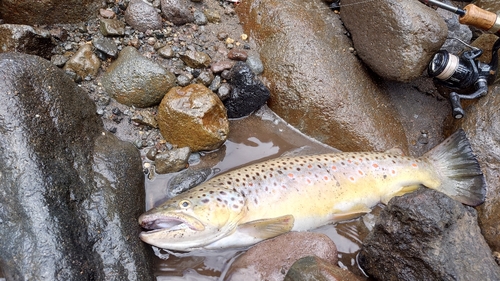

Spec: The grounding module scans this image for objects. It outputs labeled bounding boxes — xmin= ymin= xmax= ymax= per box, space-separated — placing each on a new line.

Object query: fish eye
xmin=179 ymin=200 xmax=190 ymax=208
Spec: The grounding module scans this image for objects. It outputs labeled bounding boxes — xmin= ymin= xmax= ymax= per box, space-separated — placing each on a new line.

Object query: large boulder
xmin=340 ymin=0 xmax=448 ymax=82
xmin=235 ymin=0 xmax=408 ymax=153
xmin=0 ymin=52 xmax=154 ymax=280
xmin=359 ymin=188 xmax=500 ymax=281
xmin=0 ymin=0 xmax=103 ymax=25
xmin=453 ymin=84 xmax=500 ymax=253
xmin=0 ymin=24 xmax=55 ymax=59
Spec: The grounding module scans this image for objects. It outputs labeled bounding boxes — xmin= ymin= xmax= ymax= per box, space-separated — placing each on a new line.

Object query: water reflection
xmin=146 ymin=106 xmax=370 ymax=280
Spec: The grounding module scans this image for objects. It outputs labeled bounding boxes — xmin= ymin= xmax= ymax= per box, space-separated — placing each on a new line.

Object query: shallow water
xmin=146 ymin=106 xmax=374 ymax=280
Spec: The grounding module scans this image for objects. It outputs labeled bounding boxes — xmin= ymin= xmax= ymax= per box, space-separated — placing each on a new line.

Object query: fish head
xmin=138 ymin=186 xmax=247 ymax=251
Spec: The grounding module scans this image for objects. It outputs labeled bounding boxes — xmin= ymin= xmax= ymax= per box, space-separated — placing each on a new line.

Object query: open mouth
xmin=139 ymin=213 xmax=205 ymax=233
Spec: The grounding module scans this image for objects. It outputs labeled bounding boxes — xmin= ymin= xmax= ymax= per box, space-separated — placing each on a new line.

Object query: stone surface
xmin=157 ymin=84 xmax=229 ymax=151
xmin=0 ymin=52 xmax=154 ymax=280
xmin=154 ymin=147 xmax=191 ymax=174
xmin=225 ymin=61 xmax=271 ymax=118
xmin=0 ymin=24 xmax=55 ymax=59
xmin=340 ymin=0 xmax=448 ymax=82
xmin=0 ymin=0 xmax=103 ymax=25
xmin=453 ymin=84 xmax=500 ymax=253
xmin=285 ymin=256 xmax=364 ymax=281
xmin=236 ymin=0 xmax=409 ymax=152
xmin=101 ymin=46 xmax=176 ymax=108
xmin=92 ymin=37 xmax=119 ymax=58
xmin=63 ymin=43 xmax=101 ymax=78
xmin=100 ymin=18 xmax=126 ymax=36
xmin=359 ymin=188 xmax=500 ymax=281
xmin=160 ymin=0 xmax=195 ymax=25
xmin=179 ymin=50 xmax=212 ymax=68
xmin=125 ymin=0 xmax=163 ymax=32
xmin=225 ymin=232 xmax=338 ymax=281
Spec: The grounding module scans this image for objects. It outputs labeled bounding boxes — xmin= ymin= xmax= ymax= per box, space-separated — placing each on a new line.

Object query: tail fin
xmin=423 ymin=129 xmax=486 ymax=206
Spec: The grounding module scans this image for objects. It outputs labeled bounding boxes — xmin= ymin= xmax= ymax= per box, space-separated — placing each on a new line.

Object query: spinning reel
xmin=427 ymin=38 xmax=500 ymax=119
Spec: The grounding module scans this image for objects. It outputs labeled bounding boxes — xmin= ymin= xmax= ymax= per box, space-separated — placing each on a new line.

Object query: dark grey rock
xmin=0 ymin=24 xmax=55 ymax=59
xmin=160 ymin=0 xmax=195 ymax=25
xmin=359 ymin=188 xmax=500 ymax=281
xmin=51 ymin=54 xmax=69 ymax=67
xmin=167 ymin=167 xmax=212 ymax=197
xmin=0 ymin=52 xmax=154 ymax=280
xmin=93 ymin=37 xmax=119 ymax=58
xmin=340 ymin=0 xmax=447 ymax=82
xmin=125 ymin=0 xmax=163 ymax=32
xmin=224 ymin=61 xmax=270 ymax=118
xmin=101 ymin=46 xmax=176 ymax=108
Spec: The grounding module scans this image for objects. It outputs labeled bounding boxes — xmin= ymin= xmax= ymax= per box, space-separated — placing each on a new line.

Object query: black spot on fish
xmin=220 ymin=191 xmax=226 ymax=195
xmin=201 ymin=199 xmax=209 ymax=204
xmin=277 ymin=170 xmax=283 ymax=174
xmin=217 ymin=198 xmax=222 ymax=202
xmin=296 ymin=167 xmax=301 ymax=171
xmin=227 ymin=181 xmax=232 ymax=185
xmin=210 ymin=191 xmax=214 ymax=194
xmin=383 ymin=175 xmax=387 ymax=179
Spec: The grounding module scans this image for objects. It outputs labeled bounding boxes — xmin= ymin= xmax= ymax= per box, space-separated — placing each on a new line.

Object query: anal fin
xmin=332 ymin=204 xmax=372 ymax=221
xmin=237 ymin=215 xmax=295 ymax=240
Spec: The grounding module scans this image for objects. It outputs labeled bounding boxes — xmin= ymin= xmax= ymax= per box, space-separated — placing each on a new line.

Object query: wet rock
xmin=224 ymin=61 xmax=270 ymax=118
xmin=92 ymin=37 xmax=119 ymax=58
xmin=157 ymin=84 xmax=229 ymax=152
xmin=228 ymin=48 xmax=248 ymax=61
xmin=236 ymin=0 xmax=408 ymax=152
xmin=217 ymin=83 xmax=231 ymax=101
xmin=0 ymin=52 xmax=154 ymax=280
xmin=51 ymin=54 xmax=69 ymax=67
xmin=125 ymin=0 xmax=163 ymax=32
xmin=0 ymin=24 xmax=55 ymax=59
xmin=0 ymin=0 xmax=103 ymax=25
xmin=158 ymin=45 xmax=175 ymax=58
xmin=100 ymin=18 xmax=126 ymax=36
xmin=285 ymin=256 xmax=364 ymax=281
xmin=225 ymin=232 xmax=338 ymax=281
xmin=131 ymin=111 xmax=159 ymax=128
xmin=210 ymin=59 xmax=235 ymax=73
xmin=167 ymin=167 xmax=212 ymax=196
xmin=194 ymin=10 xmax=208 ymax=25
xmin=195 ymin=69 xmax=214 ymax=86
xmin=63 ymin=44 xmax=101 ymax=79
xmin=359 ymin=188 xmax=500 ymax=281
xmin=179 ymin=50 xmax=212 ymax=68
xmin=246 ymin=55 xmax=264 ymax=75
xmin=453 ymin=84 xmax=500 ymax=253
xmin=100 ymin=8 xmax=116 ymax=19
xmin=101 ymin=46 xmax=176 ymax=108
xmin=340 ymin=0 xmax=447 ymax=82
xmin=154 ymin=147 xmax=191 ymax=174
xmin=203 ymin=8 xmax=221 ymax=23
xmin=160 ymin=0 xmax=195 ymax=25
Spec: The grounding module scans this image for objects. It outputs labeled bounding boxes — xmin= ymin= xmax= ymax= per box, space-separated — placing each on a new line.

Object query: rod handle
xmin=460 ymin=4 xmax=499 ymax=34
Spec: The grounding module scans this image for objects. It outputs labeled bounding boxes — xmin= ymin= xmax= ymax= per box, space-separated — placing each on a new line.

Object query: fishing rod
xmin=419 ymin=0 xmax=500 ymax=36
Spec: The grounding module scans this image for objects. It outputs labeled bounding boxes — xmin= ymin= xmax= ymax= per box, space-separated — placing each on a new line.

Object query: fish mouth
xmin=139 ymin=213 xmax=205 ymax=234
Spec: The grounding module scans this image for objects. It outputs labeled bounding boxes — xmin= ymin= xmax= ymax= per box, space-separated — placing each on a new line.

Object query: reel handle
xmin=460 ymin=4 xmax=500 ymax=35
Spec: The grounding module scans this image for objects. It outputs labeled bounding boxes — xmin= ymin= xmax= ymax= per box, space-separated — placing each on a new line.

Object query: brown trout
xmin=138 ymin=129 xmax=486 ymax=251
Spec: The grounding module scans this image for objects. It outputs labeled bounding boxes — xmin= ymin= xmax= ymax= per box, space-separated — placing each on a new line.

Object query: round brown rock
xmin=157 ymin=84 xmax=229 ymax=152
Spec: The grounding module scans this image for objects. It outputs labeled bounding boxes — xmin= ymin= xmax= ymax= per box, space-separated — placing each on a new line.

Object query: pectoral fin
xmin=237 ymin=215 xmax=295 ymax=239
xmin=332 ymin=204 xmax=372 ymax=221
